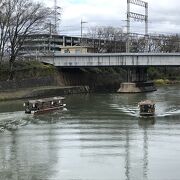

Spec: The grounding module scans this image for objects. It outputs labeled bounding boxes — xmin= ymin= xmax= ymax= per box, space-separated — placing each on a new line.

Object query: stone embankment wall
xmin=24 ymin=86 xmax=90 ymax=99
xmin=0 ymin=67 xmax=126 ymax=93
xmin=0 ymin=76 xmax=57 ymax=91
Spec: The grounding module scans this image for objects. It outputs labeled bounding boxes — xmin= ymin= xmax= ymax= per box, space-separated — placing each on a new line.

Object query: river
xmin=0 ymin=85 xmax=180 ymax=180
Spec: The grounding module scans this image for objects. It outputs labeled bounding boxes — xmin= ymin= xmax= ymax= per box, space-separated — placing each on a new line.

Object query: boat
xmin=24 ymin=96 xmax=66 ymax=115
xmin=138 ymin=100 xmax=155 ymax=116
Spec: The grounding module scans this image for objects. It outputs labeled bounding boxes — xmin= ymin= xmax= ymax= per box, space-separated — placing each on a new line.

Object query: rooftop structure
xmin=60 ymin=45 xmax=96 ymax=54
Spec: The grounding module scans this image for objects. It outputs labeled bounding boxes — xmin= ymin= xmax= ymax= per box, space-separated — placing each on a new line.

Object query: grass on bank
xmin=0 ymin=60 xmax=57 ymax=81
xmin=154 ymin=79 xmax=170 ymax=85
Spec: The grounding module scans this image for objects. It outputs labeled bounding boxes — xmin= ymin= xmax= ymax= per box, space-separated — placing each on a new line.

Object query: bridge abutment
xmin=117 ymin=67 xmax=156 ymax=93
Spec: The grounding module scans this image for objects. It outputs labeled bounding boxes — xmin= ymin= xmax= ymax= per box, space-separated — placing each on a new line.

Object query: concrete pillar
xmin=127 ymin=67 xmax=148 ymax=82
xmin=71 ymin=37 xmax=73 ymax=46
xmin=117 ymin=67 xmax=156 ymax=93
xmin=63 ymin=36 xmax=65 ymax=46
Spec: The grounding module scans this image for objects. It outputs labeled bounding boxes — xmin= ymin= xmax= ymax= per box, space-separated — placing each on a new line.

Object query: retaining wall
xmin=0 ymin=76 xmax=57 ymax=91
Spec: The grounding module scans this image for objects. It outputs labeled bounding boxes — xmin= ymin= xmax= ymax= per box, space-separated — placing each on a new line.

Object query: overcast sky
xmin=44 ymin=0 xmax=180 ymax=36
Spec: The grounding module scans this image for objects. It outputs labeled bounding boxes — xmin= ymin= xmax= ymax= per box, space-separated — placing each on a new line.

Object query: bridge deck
xmin=32 ymin=53 xmax=180 ymax=67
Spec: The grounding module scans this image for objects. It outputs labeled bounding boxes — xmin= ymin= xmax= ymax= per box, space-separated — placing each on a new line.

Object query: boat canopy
xmin=138 ymin=100 xmax=155 ymax=106
xmin=27 ymin=97 xmax=65 ymax=104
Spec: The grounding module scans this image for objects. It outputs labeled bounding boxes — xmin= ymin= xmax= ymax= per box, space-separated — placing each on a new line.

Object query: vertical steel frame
xmin=126 ymin=0 xmax=148 ymax=52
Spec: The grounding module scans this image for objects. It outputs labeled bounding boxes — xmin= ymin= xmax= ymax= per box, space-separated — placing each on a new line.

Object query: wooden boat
xmin=138 ymin=100 xmax=155 ymax=116
xmin=24 ymin=96 xmax=66 ymax=115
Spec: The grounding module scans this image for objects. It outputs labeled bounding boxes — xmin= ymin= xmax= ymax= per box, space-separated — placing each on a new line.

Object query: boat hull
xmin=25 ymin=106 xmax=65 ymax=115
xmin=140 ymin=112 xmax=155 ymax=117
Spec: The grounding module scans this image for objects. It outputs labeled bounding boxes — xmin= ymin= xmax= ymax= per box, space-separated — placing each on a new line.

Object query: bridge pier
xmin=117 ymin=67 xmax=156 ymax=93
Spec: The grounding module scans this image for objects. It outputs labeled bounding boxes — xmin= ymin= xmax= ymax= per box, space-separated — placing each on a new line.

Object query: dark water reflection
xmin=0 ymin=85 xmax=180 ymax=180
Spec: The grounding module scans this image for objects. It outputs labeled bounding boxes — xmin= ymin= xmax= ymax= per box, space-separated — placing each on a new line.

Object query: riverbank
xmin=154 ymin=79 xmax=180 ymax=85
xmin=0 ymin=86 xmax=90 ymax=101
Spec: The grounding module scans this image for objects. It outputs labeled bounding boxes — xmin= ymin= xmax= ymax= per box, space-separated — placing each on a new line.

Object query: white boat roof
xmin=27 ymin=96 xmax=65 ymax=104
xmin=138 ymin=100 xmax=155 ymax=106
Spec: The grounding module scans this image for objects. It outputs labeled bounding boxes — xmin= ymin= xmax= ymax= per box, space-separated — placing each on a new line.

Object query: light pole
xmin=80 ymin=19 xmax=87 ymax=53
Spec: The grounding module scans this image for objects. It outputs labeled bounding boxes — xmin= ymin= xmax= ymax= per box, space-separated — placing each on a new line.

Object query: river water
xmin=0 ymin=85 xmax=180 ymax=180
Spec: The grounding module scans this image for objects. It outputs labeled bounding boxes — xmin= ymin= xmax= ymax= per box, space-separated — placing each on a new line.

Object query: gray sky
xmin=44 ymin=0 xmax=180 ymax=36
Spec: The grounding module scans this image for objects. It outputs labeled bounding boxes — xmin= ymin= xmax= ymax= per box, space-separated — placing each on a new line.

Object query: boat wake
xmin=110 ymin=104 xmax=180 ymax=118
xmin=110 ymin=104 xmax=139 ymax=117
xmin=0 ymin=111 xmax=30 ymax=132
xmin=156 ymin=108 xmax=180 ymax=117
xmin=0 ymin=111 xmax=24 ymax=120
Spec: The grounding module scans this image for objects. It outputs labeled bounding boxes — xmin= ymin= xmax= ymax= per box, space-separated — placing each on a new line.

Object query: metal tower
xmin=54 ymin=0 xmax=61 ymax=34
xmin=54 ymin=0 xmax=57 ymax=33
xmin=126 ymin=0 xmax=148 ymax=52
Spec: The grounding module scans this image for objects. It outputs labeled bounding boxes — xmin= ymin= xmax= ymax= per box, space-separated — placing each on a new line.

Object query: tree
xmin=86 ymin=26 xmax=126 ymax=53
xmin=7 ymin=0 xmax=54 ymax=79
xmin=0 ymin=0 xmax=11 ymax=62
xmin=160 ymin=34 xmax=180 ymax=52
xmin=0 ymin=0 xmax=57 ymax=79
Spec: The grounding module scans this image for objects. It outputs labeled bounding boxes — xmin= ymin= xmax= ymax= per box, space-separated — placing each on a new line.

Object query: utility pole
xmin=145 ymin=2 xmax=149 ymax=52
xmin=80 ymin=19 xmax=87 ymax=53
xmin=54 ymin=0 xmax=57 ymax=34
xmin=126 ymin=0 xmax=130 ymax=53
xmin=126 ymin=0 xmax=148 ymax=52
xmin=145 ymin=2 xmax=148 ymax=36
xmin=48 ymin=22 xmax=52 ymax=52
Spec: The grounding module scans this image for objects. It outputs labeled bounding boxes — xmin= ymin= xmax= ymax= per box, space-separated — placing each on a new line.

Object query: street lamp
xmin=80 ymin=19 xmax=87 ymax=53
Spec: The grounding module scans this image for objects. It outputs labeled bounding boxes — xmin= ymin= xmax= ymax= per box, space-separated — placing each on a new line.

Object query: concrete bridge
xmin=32 ymin=53 xmax=180 ymax=92
xmin=37 ymin=53 xmax=180 ymax=67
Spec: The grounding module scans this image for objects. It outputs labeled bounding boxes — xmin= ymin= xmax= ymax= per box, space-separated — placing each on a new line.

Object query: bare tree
xmin=0 ymin=0 xmax=12 ymax=62
xmin=160 ymin=34 xmax=180 ymax=52
xmin=4 ymin=0 xmax=55 ymax=79
xmin=129 ymin=34 xmax=180 ymax=53
xmin=86 ymin=26 xmax=126 ymax=53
